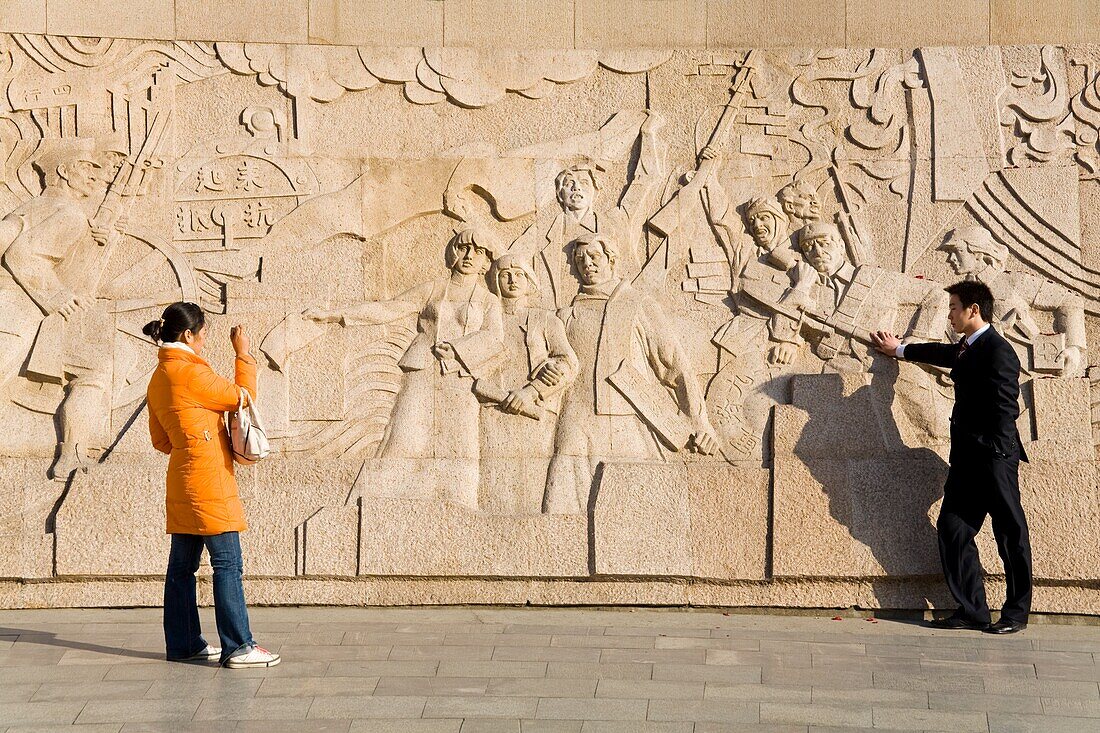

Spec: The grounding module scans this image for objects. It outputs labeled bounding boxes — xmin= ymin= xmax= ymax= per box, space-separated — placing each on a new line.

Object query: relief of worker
xmin=477 ymin=254 xmax=578 ymax=513
xmin=777 ymin=178 xmax=823 ymax=224
xmin=0 ymin=139 xmax=115 ymax=480
xmin=511 ymin=112 xmax=665 ymax=310
xmin=940 ymin=226 xmax=1086 ymax=377
xmin=542 ymin=232 xmax=719 ymax=515
xmin=304 ymin=227 xmax=504 ymax=509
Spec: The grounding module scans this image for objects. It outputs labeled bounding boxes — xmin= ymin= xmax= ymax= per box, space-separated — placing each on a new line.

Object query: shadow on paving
xmin=0 ymin=625 xmax=164 ymax=661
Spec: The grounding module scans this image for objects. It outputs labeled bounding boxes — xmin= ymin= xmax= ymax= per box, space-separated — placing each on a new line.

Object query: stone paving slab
xmin=1 ymin=606 xmax=1099 ymax=732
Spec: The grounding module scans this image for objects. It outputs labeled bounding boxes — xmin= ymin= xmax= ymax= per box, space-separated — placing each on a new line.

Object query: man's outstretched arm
xmin=871 ymin=330 xmax=957 ymax=368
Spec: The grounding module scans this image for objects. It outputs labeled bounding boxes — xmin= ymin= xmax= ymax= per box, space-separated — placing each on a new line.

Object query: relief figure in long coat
xmin=305 ymin=227 xmax=504 ymax=508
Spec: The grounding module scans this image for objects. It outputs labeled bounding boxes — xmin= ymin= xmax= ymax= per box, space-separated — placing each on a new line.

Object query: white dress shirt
xmin=896 ymin=323 xmax=989 ymax=360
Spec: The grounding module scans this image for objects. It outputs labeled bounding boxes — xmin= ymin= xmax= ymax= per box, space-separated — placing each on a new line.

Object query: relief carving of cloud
xmin=215 ymin=44 xmax=671 ymax=109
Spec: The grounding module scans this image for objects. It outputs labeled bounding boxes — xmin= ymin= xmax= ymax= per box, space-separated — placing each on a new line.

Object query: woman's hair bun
xmin=146 ymin=303 xmax=203 ymax=345
xmin=142 ymin=319 xmax=163 ymax=342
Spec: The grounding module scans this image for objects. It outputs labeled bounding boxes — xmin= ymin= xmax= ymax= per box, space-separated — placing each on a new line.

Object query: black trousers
xmin=937 ymin=452 xmax=1033 ymax=623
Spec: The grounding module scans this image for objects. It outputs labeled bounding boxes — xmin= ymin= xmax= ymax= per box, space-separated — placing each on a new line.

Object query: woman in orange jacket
xmin=144 ymin=302 xmax=279 ymax=668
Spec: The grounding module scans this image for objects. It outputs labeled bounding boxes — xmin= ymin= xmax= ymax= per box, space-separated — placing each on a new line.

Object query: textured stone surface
xmin=0 ymin=0 xmax=46 ymax=34
xmin=359 ymin=498 xmax=588 ymax=576
xmin=847 ymin=0 xmax=989 ymax=48
xmin=47 ymin=0 xmax=174 ymax=39
xmin=308 ymin=0 xmax=444 ymax=46
xmin=0 ymin=458 xmax=67 ymax=579
xmin=444 ymin=0 xmax=574 ymax=49
xmin=706 ymin=0 xmax=846 ymax=49
xmin=575 ymin=0 xmax=707 ymax=48
xmin=593 ymin=462 xmax=768 ymax=580
xmin=54 ymin=460 xmax=169 ymax=576
xmin=992 ymin=0 xmax=1100 ymax=44
xmin=0 ymin=2 xmax=1096 ymax=48
xmin=176 ymin=0 xmax=308 ymax=42
xmin=0 ymin=31 xmax=1095 ymax=612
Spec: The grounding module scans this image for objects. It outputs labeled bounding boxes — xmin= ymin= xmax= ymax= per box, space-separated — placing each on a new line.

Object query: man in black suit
xmin=871 ymin=280 xmax=1032 ymax=634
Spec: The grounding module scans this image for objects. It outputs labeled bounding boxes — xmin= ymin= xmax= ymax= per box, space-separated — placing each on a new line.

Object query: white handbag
xmin=228 ymin=388 xmax=270 ymax=465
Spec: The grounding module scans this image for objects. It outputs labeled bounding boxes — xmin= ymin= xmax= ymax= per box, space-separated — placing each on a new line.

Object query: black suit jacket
xmin=903 ymin=327 xmax=1029 ymax=464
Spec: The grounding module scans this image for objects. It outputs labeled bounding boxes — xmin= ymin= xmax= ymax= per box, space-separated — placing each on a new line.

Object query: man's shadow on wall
xmin=778 ymin=357 xmax=950 ymax=609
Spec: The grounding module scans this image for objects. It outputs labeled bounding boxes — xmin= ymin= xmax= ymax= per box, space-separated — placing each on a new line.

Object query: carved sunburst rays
xmin=10 ymin=34 xmax=121 ymax=73
xmin=292 ymin=322 xmax=417 ymax=461
xmin=213 ymin=43 xmax=672 ymax=110
xmin=8 ymin=34 xmax=221 ymax=81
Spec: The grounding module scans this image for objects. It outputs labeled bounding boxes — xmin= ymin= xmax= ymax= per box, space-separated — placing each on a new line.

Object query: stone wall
xmin=3 ymin=1 xmax=1100 ymax=47
xmin=0 ymin=28 xmax=1097 ymax=612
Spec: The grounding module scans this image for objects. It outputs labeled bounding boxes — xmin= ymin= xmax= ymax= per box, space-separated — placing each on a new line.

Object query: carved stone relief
xmin=1 ymin=34 xmax=1098 ymax=611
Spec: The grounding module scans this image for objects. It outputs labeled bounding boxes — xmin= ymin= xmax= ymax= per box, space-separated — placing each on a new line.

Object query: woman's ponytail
xmin=142 ymin=318 xmax=164 ymax=342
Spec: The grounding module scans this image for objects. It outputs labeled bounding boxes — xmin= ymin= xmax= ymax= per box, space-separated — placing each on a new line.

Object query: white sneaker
xmin=224 ymin=645 xmax=281 ymax=668
xmin=173 ymin=644 xmax=221 ymax=662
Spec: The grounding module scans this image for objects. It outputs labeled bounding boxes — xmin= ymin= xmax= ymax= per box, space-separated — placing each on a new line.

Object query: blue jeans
xmin=164 ymin=532 xmax=254 ymax=664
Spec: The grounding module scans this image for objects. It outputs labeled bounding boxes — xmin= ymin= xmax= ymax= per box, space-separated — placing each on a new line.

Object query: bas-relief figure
xmin=1 ymin=33 xmax=1100 ymax=604
xmin=543 ymin=232 xmax=720 ymax=514
xmin=511 ymin=111 xmax=665 ymax=311
xmin=0 ymin=139 xmax=117 ymax=479
xmin=940 ymin=226 xmax=1086 ymax=377
xmin=304 ymin=228 xmax=504 ymax=509
xmin=478 ymin=254 xmax=577 ymax=514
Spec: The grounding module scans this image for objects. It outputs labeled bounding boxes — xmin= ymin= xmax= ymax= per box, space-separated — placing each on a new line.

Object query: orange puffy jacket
xmin=147 ymin=346 xmax=258 ymax=535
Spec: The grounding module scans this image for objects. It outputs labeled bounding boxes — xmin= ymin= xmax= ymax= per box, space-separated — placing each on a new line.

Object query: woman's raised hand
xmin=230 ymin=325 xmax=250 ymax=355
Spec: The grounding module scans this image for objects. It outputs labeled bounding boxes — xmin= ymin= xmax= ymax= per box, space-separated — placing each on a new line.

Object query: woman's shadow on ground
xmin=0 ymin=626 xmax=165 ymax=661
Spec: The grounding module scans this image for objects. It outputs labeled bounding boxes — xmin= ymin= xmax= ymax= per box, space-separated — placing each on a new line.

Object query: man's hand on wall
xmin=871 ymin=330 xmax=902 ymax=357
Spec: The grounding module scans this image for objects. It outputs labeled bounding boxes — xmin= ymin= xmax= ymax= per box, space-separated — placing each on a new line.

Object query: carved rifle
xmin=739 ymin=280 xmax=874 ymax=348
xmin=88 ymin=110 xmax=171 ymax=292
xmin=647 ymin=49 xmax=762 ymax=238
xmin=740 ymin=280 xmax=954 ymax=376
xmin=828 ymin=165 xmax=874 ymax=268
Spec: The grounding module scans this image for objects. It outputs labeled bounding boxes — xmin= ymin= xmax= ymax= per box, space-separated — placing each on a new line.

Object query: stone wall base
xmin=1 ymin=577 xmax=1096 ymax=615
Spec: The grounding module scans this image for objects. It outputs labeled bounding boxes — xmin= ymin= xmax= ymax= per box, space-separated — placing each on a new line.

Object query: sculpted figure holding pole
xmin=512 ymin=111 xmax=665 ymax=311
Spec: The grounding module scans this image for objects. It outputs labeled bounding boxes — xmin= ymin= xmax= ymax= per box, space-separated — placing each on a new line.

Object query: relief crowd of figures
xmin=0 ymin=45 xmax=1090 ymax=520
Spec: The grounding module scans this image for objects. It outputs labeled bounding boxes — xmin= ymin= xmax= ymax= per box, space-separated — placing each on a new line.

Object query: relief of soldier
xmin=0 ymin=139 xmax=121 ymax=480
xmin=940 ymin=227 xmax=1086 ymax=377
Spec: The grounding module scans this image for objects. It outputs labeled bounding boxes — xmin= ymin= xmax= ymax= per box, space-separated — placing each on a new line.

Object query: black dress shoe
xmin=928 ymin=615 xmax=989 ymax=631
xmin=984 ymin=618 xmax=1027 ymax=634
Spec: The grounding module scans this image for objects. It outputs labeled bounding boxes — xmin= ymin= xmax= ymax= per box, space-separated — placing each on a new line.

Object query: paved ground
xmin=0 ymin=606 xmax=1098 ymax=732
